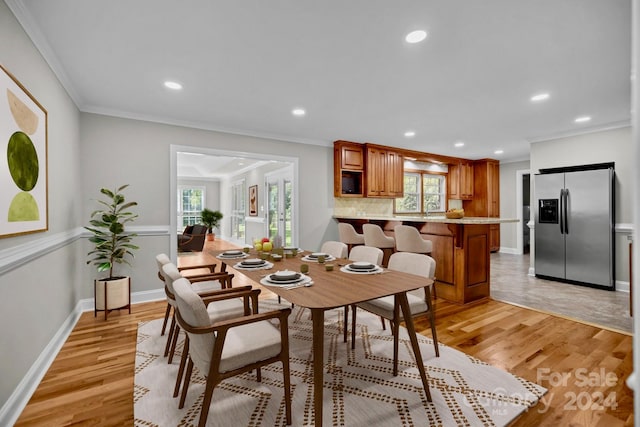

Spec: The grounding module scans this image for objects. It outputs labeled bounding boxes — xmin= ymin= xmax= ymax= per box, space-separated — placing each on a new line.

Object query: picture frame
xmin=249 ymin=185 xmax=258 ymax=216
xmin=0 ymin=65 xmax=48 ymax=238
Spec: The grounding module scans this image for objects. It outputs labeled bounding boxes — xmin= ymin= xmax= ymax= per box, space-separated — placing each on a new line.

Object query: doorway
xmin=169 ymin=145 xmax=299 ymax=258
xmin=523 ymin=173 xmax=530 ymax=254
xmin=265 ymin=166 xmax=295 ymax=247
xmin=516 ymin=169 xmax=531 ymax=255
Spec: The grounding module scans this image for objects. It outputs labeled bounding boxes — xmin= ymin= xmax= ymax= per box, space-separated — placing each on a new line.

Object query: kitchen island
xmin=334 ymin=215 xmax=518 ymax=304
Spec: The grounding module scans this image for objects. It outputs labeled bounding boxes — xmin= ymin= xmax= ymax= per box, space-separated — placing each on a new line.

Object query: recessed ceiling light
xmin=405 ymin=30 xmax=427 ymax=44
xmin=530 ymin=93 xmax=550 ymax=102
xmin=574 ymin=116 xmax=591 ymax=123
xmin=164 ymin=81 xmax=182 ymax=90
xmin=404 ymin=131 xmax=416 ymax=137
xmin=494 ymin=150 xmax=504 ymax=155
xmin=454 ymin=141 xmax=465 ymax=148
xmin=292 ymin=108 xmax=306 ymax=116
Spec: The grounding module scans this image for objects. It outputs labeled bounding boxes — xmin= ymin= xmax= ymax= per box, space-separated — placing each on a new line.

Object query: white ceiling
xmin=7 ymin=0 xmax=631 ymax=167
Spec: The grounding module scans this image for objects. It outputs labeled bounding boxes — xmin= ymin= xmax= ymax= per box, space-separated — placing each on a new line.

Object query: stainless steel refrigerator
xmin=534 ymin=164 xmax=615 ymax=290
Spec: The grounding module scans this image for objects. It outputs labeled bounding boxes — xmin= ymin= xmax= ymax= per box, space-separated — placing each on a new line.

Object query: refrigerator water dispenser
xmin=538 ymin=199 xmax=558 ymax=224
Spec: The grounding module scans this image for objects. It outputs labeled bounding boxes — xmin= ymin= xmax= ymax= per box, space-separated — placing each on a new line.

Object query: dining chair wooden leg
xmin=161 ymin=303 xmax=171 ymax=336
xmin=351 ymin=305 xmax=357 ymax=350
xmin=168 ymin=324 xmax=180 ymax=364
xmin=343 ymin=305 xmax=349 ymax=343
xmin=380 ymin=316 xmax=386 ymax=330
xmin=397 ymin=293 xmax=432 ymax=402
xmin=164 ymin=315 xmax=176 ymax=357
xmin=174 ymin=335 xmax=189 ymax=397
xmin=426 ymin=287 xmax=440 ymax=357
xmin=179 ymin=358 xmax=194 ymax=409
xmin=392 ymin=303 xmax=400 ymax=376
xmin=281 ymin=339 xmax=292 ymax=425
xmin=198 ymin=376 xmax=219 ymax=427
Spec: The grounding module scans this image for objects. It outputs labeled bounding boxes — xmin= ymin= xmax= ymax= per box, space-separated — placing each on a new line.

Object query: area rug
xmin=134 ymin=300 xmax=546 ymax=426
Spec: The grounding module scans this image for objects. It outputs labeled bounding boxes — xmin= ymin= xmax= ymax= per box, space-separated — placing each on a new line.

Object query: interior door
xmin=265 ymin=167 xmax=295 ymax=247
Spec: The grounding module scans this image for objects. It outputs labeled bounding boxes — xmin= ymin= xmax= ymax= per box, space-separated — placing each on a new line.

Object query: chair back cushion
xmin=338 ymin=223 xmax=365 ymax=244
xmin=388 ymin=252 xmax=436 ymax=300
xmin=161 ymin=263 xmax=183 ymax=297
xmin=349 ymin=245 xmax=384 ymax=265
xmin=155 ymin=253 xmax=171 ymax=273
xmin=191 ymin=224 xmax=208 ymax=235
xmin=394 ymin=225 xmax=432 ymax=253
xmin=172 ymin=277 xmax=215 ymax=374
xmin=388 ymin=252 xmax=435 ymax=278
xmin=183 ymin=225 xmax=194 ymax=234
xmin=320 ymin=241 xmax=348 ymax=259
xmin=362 ymin=223 xmax=395 ymax=248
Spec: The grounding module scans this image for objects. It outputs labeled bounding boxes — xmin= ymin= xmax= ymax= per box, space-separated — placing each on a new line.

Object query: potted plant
xmin=85 ymin=184 xmax=139 ymax=319
xmin=201 ymin=208 xmax=223 ymax=241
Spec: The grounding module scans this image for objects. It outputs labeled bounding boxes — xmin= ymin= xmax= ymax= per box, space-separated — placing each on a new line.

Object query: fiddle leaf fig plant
xmin=85 ymin=184 xmax=139 ymax=279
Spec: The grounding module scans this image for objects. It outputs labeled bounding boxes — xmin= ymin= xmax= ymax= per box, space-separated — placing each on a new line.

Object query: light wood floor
xmin=15 ymin=240 xmax=633 ymax=426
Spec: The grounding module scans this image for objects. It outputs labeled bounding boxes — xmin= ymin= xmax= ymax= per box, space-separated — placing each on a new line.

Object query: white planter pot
xmin=94 ymin=276 xmax=131 ymax=319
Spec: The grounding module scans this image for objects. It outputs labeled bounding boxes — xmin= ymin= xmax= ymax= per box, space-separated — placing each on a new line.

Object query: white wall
xmin=0 ymin=2 xmax=82 ymax=418
xmin=530 ymin=126 xmax=633 ymax=283
xmin=79 ymin=113 xmax=336 ymax=295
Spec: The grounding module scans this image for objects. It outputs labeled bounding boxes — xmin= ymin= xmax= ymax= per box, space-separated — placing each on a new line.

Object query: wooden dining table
xmin=212 ymin=249 xmax=433 ymax=427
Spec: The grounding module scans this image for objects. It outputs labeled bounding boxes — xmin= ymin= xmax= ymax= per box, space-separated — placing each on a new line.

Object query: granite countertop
xmin=333 ymin=215 xmax=519 ymax=224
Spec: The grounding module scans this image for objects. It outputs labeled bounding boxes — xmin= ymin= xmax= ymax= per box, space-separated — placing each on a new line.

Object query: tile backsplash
xmin=334 ymin=197 xmax=463 ymax=217
xmin=334 ymin=198 xmax=393 ymax=217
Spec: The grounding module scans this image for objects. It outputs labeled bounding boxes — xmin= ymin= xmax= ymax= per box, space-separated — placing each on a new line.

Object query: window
xmin=395 ymin=172 xmax=446 ymax=214
xmin=177 ymin=186 xmax=205 ymax=229
xmin=395 ymin=173 xmax=421 ymax=213
xmin=422 ymin=174 xmax=446 ymax=212
xmin=230 ymin=180 xmax=246 ymax=240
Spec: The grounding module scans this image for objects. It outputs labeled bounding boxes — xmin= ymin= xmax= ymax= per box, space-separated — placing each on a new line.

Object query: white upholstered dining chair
xmin=161 ymin=263 xmax=259 ymax=398
xmin=351 ymin=252 xmax=439 ymax=375
xmin=173 ymin=277 xmax=292 ymax=426
xmin=342 ymin=245 xmax=385 ymax=341
xmin=158 ymin=259 xmax=234 ymax=363
xmin=320 ymin=240 xmax=348 ymax=259
xmin=155 ymin=253 xmax=219 ymax=336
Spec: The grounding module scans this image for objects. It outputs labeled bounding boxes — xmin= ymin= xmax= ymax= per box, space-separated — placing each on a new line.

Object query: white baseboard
xmin=0 ymin=289 xmax=166 ymax=426
xmin=498 ymin=247 xmax=521 ymax=255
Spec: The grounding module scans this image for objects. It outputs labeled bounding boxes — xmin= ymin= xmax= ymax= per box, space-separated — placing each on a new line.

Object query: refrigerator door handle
xmin=564 ymin=189 xmax=569 ymax=234
xmin=559 ymin=189 xmax=565 ymax=234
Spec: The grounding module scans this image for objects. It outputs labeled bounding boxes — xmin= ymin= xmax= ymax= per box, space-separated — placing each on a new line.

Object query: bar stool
xmin=362 ymin=223 xmax=395 ymax=267
xmin=394 ymin=225 xmax=433 ymax=255
xmin=338 ymin=223 xmax=365 ymax=253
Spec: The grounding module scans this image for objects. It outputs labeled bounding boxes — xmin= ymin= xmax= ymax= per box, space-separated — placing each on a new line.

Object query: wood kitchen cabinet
xmin=365 ymin=144 xmax=404 ymax=198
xmin=464 ymin=159 xmax=501 ymax=251
xmin=334 ymin=141 xmax=364 ymax=197
xmin=448 ymin=160 xmax=474 ymax=200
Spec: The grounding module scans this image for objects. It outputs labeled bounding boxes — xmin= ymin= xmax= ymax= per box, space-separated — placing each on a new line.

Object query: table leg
xmin=311 ymin=308 xmax=324 ymax=427
xmin=396 ymin=293 xmax=432 ymax=402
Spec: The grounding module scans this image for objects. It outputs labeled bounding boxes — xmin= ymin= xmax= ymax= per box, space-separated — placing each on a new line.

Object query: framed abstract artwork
xmin=249 ymin=185 xmax=258 ymax=216
xmin=0 ymin=65 xmax=48 ymax=237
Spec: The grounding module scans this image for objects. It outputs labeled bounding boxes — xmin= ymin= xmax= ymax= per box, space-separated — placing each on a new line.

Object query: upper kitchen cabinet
xmin=334 ymin=141 xmax=364 ymax=197
xmin=447 ymin=160 xmax=474 ymax=200
xmin=463 ymin=159 xmax=500 ymax=251
xmin=365 ymin=144 xmax=404 ymax=198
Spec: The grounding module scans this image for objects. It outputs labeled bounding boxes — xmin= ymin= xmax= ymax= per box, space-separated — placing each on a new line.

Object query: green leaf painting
xmin=7 ymin=131 xmax=39 ymax=191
